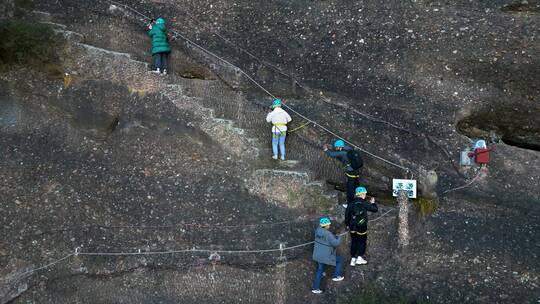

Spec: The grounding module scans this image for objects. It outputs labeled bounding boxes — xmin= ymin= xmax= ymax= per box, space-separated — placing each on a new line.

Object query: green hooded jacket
xmin=147 ymin=18 xmax=171 ymax=55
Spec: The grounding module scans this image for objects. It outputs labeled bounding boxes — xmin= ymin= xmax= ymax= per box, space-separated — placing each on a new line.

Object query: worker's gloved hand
xmin=147 ymin=24 xmax=153 ymax=30
xmin=323 ymin=144 xmax=330 ymax=151
xmin=369 ymin=197 xmax=375 ymax=204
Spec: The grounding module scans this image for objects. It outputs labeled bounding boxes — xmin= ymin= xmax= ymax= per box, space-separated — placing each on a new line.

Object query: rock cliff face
xmin=0 ymin=0 xmax=14 ymax=19
xmin=0 ymin=0 xmax=539 ymax=303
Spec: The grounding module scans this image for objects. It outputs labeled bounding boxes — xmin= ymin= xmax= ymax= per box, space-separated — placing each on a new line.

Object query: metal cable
xmin=179 ymin=7 xmax=421 ymax=136
xmin=1 ymin=2 xmax=409 ymax=283
xmin=0 ymin=253 xmax=75 ymax=281
xmin=1 ymin=208 xmax=395 ymax=282
xmin=78 ymin=208 xmax=395 ymax=256
xmin=442 ymin=167 xmax=485 ymax=194
xmin=107 ymin=0 xmax=412 ymax=174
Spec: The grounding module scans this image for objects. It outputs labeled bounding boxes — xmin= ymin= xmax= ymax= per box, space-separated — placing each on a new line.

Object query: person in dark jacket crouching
xmin=345 ymin=186 xmax=378 ymax=266
xmin=311 ymin=216 xmax=344 ymax=294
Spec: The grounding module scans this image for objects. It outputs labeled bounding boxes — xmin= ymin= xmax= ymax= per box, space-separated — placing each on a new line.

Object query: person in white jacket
xmin=265 ymin=99 xmax=292 ymax=160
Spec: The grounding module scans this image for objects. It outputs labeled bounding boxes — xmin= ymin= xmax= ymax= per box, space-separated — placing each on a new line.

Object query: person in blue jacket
xmin=147 ymin=17 xmax=171 ymax=75
xmin=311 ymin=216 xmax=344 ymax=294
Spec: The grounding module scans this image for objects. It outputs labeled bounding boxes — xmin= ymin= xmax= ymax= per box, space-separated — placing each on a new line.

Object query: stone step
xmin=247 ymin=168 xmax=336 ymax=210
xmin=30 ymin=10 xmax=53 ymax=22
xmin=164 ymin=85 xmax=260 ymax=158
xmin=65 ymin=42 xmax=162 ymax=92
xmin=40 ymin=21 xmax=66 ymax=29
xmin=75 ymin=42 xmax=134 ymax=60
xmin=55 ymin=20 xmax=335 ymax=208
xmin=53 ymin=28 xmax=84 ymax=43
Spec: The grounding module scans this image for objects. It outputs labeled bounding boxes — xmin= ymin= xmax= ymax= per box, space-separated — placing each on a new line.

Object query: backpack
xmin=347 ymin=149 xmax=363 ymax=170
xmin=350 ymin=203 xmax=367 ymax=228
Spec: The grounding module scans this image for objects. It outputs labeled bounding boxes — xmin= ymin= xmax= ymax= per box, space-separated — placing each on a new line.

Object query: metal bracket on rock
xmin=209 ymin=252 xmax=221 ymax=263
xmin=277 ymin=243 xmax=287 ymax=265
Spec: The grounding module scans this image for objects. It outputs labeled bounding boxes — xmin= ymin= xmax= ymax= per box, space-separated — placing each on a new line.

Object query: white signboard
xmin=392 ymin=179 xmax=417 ymax=199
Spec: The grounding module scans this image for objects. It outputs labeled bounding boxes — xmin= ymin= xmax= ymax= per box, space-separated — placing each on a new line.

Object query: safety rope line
xmin=107 ymin=0 xmax=412 ymax=174
xmin=0 ymin=253 xmax=75 ymax=282
xmin=167 ymin=3 xmax=416 ymax=173
xmin=194 ymin=9 xmax=423 ymax=137
xmin=287 ymin=121 xmax=312 ymax=134
xmin=442 ymin=167 xmax=485 ymax=194
xmin=1 ymin=209 xmax=395 ymax=281
xmin=172 ymin=2 xmax=417 ymax=136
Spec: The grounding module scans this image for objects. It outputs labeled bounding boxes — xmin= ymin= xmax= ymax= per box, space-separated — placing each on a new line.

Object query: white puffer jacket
xmin=266 ymin=107 xmax=292 ymax=133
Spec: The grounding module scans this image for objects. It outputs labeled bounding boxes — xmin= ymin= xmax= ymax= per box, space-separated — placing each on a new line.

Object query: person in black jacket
xmin=323 ymin=139 xmax=363 ymax=208
xmin=345 ymin=186 xmax=378 ymax=266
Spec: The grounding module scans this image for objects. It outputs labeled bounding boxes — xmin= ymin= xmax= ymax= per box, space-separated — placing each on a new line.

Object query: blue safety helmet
xmin=355 ymin=186 xmax=367 ymax=194
xmin=319 ymin=216 xmax=331 ymax=226
xmin=156 ymin=17 xmax=165 ymax=25
xmin=334 ymin=139 xmax=345 ymax=148
xmin=272 ymin=99 xmax=282 ymax=108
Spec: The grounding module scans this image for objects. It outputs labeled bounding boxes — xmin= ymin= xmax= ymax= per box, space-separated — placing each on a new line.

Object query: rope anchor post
xmin=397 ymin=190 xmax=410 ymax=248
xmin=209 ymin=252 xmax=221 ymax=263
xmin=277 ymin=243 xmax=287 ymax=266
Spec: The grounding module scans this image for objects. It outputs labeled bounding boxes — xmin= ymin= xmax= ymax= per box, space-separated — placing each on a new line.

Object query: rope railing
xmin=173 ymin=6 xmax=467 ymax=181
xmin=179 ymin=10 xmax=469 ymax=182
xmin=1 ymin=209 xmax=395 ymax=282
xmin=2 ymin=1 xmax=413 ymax=287
xmin=442 ymin=166 xmax=486 ymax=194
xmin=107 ymin=0 xmax=413 ymax=175
xmin=172 ymin=4 xmax=418 ymax=135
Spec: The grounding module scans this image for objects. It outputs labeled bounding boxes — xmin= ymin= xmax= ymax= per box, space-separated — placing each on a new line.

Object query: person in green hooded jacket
xmin=147 ymin=17 xmax=171 ymax=75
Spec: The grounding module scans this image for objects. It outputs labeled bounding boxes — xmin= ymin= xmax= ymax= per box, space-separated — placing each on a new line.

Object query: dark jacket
xmin=312 ymin=226 xmax=341 ymax=266
xmin=325 ymin=145 xmax=357 ymax=173
xmin=345 ymin=197 xmax=378 ymax=232
xmin=148 ymin=19 xmax=171 ymax=54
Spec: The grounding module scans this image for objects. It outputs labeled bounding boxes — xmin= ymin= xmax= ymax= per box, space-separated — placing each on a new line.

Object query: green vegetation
xmin=0 ymin=20 xmax=62 ymax=76
xmin=340 ymin=284 xmax=429 ymax=304
xmin=15 ymin=0 xmax=34 ymax=10
xmin=413 ymin=196 xmax=438 ymax=217
xmin=376 ymin=191 xmax=438 ymax=217
xmin=375 ymin=194 xmax=399 ymax=205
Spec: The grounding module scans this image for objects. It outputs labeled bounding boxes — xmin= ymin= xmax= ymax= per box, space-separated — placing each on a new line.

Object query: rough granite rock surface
xmin=0 ymin=0 xmax=539 ymax=303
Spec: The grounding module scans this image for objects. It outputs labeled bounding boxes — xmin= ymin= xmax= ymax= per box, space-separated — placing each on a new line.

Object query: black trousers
xmin=346 ymin=174 xmax=360 ymax=203
xmin=350 ymin=232 xmax=367 ymax=258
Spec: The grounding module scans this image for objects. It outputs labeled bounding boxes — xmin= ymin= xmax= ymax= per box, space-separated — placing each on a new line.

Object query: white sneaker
xmin=272 ymin=155 xmax=278 ymax=160
xmin=311 ymin=289 xmax=322 ymax=294
xmin=162 ymin=69 xmax=167 ymax=75
xmin=332 ymin=276 xmax=344 ymax=282
xmin=356 ymin=256 xmax=367 ymax=265
xmin=350 ymin=258 xmax=356 ymax=266
xmin=151 ymin=68 xmax=161 ymax=74
xmin=280 ymin=156 xmax=285 ymax=161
